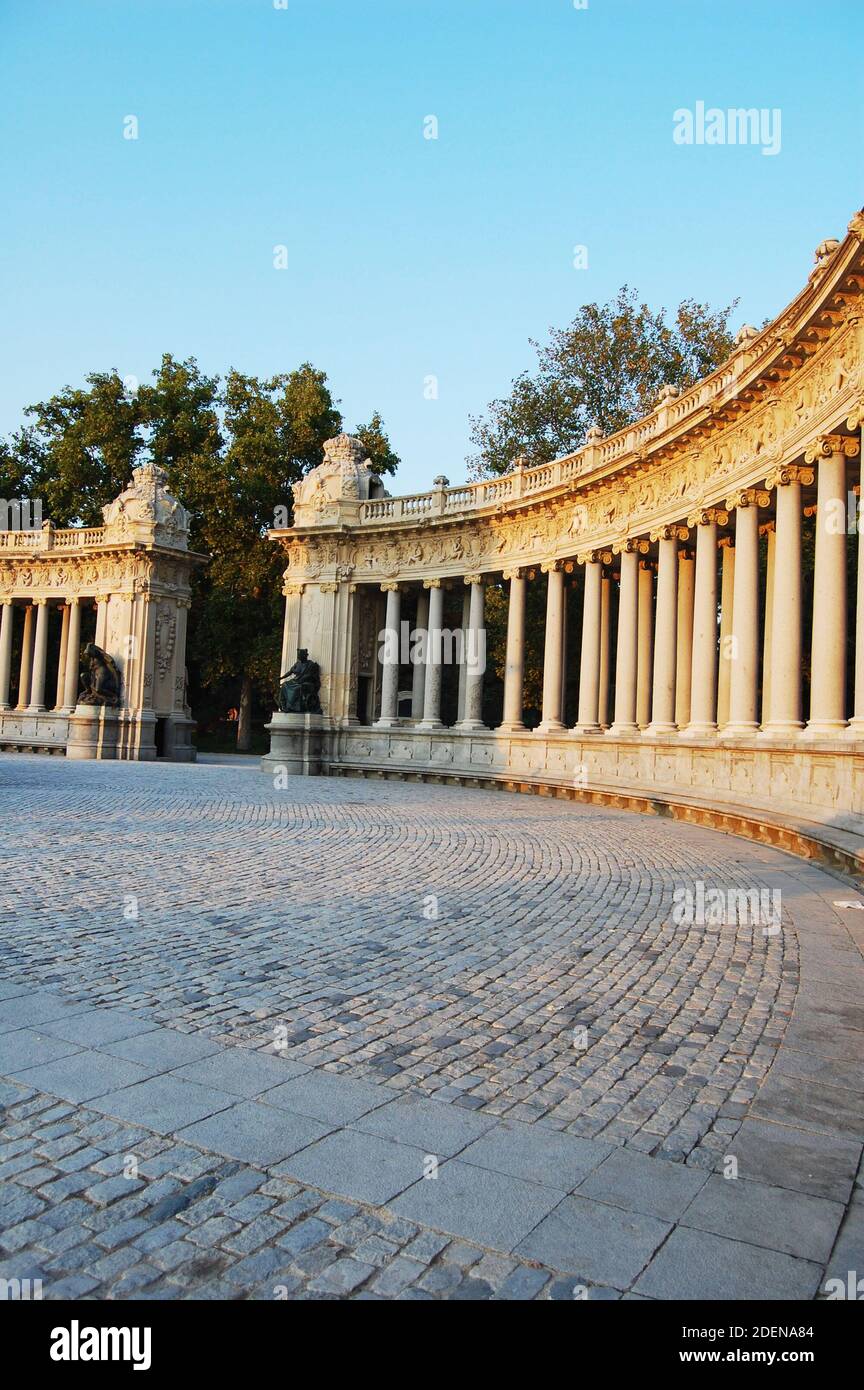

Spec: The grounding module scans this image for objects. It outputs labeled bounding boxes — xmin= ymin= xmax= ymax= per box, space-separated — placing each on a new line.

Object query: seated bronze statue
xmin=78 ymin=643 xmax=122 ymax=707
xmin=278 ymin=648 xmax=322 ymax=715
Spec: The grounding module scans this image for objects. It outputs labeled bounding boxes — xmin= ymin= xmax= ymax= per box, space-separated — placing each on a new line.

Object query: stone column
xmin=806 ymin=437 xmax=857 ymax=735
xmin=760 ymin=524 xmax=776 ymax=726
xmin=458 ymin=576 xmax=486 ymax=730
xmin=27 ymin=599 xmax=50 ymax=712
xmin=500 ymin=569 xmax=526 ymax=732
xmin=62 ymin=598 xmax=82 ymax=711
xmin=675 ymin=550 xmax=695 ymax=727
xmin=16 ymin=603 xmax=35 ymax=710
xmin=419 ymin=580 xmax=445 ymax=730
xmin=456 ymin=586 xmax=471 ymax=723
xmin=716 ymin=540 xmax=736 ymax=729
xmin=647 ymin=529 xmax=680 ymax=734
xmin=0 ymin=601 xmax=13 ymax=710
xmin=375 ymin=583 xmax=402 ymax=727
xmin=573 ymin=554 xmax=602 ymax=734
xmin=538 ymin=562 xmax=565 ymax=733
xmin=55 ymin=603 xmax=71 ymax=710
xmin=724 ymin=491 xmax=762 ymax=736
xmin=636 ymin=561 xmax=654 ymax=729
xmin=598 ymin=574 xmax=611 ymax=729
xmin=763 ymin=467 xmax=811 ymax=734
xmin=411 ymin=587 xmax=429 ymax=722
xmin=609 ymin=544 xmax=639 ymax=735
xmin=683 ymin=509 xmax=724 ymax=736
xmin=851 ymin=473 xmax=864 ymax=738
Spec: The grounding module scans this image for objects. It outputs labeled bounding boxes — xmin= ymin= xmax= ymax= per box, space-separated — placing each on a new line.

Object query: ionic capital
xmin=380 ymin=581 xmax=401 ymax=593
xmin=318 ymin=582 xmax=339 ymax=593
xmin=540 ymin=559 xmax=562 ymax=573
xmin=612 ymin=537 xmax=649 ymax=555
xmin=803 ymin=433 xmax=861 ymax=463
xmin=576 ymin=550 xmax=608 ymax=566
xmin=725 ymin=487 xmax=770 ymax=510
xmin=764 ymin=464 xmax=814 ymax=490
xmin=649 ymin=524 xmax=689 ymax=543
xmin=283 ymin=582 xmax=306 ymax=596
xmin=686 ymin=506 xmax=728 ymax=527
xmin=423 ymin=578 xmax=442 ymax=589
xmin=33 ymin=596 xmax=49 ymax=606
xmin=463 ymin=573 xmax=484 ymax=586
xmin=502 ymin=567 xmax=524 ymax=582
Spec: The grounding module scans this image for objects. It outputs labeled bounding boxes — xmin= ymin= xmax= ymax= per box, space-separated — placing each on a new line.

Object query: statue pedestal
xmin=260 ymin=713 xmax=324 ymax=777
xmin=66 ymin=706 xmax=120 ymax=761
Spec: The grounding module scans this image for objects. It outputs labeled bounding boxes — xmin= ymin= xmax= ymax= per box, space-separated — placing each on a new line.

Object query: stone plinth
xmin=66 ymin=706 xmax=120 ymax=761
xmin=260 ymin=713 xmax=324 ymax=777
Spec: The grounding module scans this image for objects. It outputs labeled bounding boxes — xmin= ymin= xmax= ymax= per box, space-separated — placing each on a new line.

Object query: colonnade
xmin=0 ymin=597 xmax=86 ymax=714
xmin=372 ymin=438 xmax=862 ymax=740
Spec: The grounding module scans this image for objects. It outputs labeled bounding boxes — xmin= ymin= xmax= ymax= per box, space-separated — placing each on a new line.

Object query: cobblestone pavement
xmin=1 ymin=755 xmax=863 ymax=1300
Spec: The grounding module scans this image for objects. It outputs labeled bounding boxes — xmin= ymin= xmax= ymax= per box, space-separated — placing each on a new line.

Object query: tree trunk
xmin=236 ymin=675 xmax=253 ymax=751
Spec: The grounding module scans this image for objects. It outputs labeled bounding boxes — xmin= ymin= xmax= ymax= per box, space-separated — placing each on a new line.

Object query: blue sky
xmin=1 ymin=0 xmax=862 ymax=492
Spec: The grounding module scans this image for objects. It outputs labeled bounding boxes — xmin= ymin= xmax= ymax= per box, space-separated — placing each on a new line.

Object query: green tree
xmin=468 ymin=286 xmax=738 ymax=475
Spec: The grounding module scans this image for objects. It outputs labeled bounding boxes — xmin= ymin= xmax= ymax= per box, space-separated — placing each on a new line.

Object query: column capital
xmin=649 ymin=524 xmax=689 ymax=543
xmin=33 ymin=596 xmax=49 ymax=607
xmin=804 ymin=433 xmax=861 ymax=463
xmin=612 ymin=537 xmax=649 ymax=555
xmin=764 ymin=463 xmax=814 ymax=490
xmin=718 ymin=535 xmax=735 ymax=550
xmin=0 ymin=597 xmax=12 ymax=607
xmin=283 ymin=582 xmax=305 ymax=596
xmin=540 ymin=559 xmax=563 ymax=573
xmin=463 ymin=573 xmax=484 ymax=586
xmin=725 ymin=487 xmax=770 ymax=510
xmin=318 ymin=582 xmax=339 ymax=593
xmin=686 ymin=506 xmax=728 ymax=527
xmin=380 ymin=581 xmax=401 ymax=593
xmin=422 ymin=577 xmax=442 ymax=589
xmin=502 ymin=567 xmax=524 ymax=581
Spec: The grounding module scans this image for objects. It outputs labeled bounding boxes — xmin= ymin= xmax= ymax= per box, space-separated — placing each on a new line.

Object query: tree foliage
xmin=0 ymin=355 xmax=399 ymax=748
xmin=468 ymin=286 xmax=738 ymax=476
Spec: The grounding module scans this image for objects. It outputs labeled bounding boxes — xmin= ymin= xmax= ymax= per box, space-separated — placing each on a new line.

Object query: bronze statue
xmin=78 ymin=643 xmax=122 ymax=707
xmin=278 ymin=648 xmax=322 ymax=714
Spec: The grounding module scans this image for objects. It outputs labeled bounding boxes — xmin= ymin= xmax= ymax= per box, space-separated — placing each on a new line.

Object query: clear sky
xmin=1 ymin=0 xmax=862 ymax=493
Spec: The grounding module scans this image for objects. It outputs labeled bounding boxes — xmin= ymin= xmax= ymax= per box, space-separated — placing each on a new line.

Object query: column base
xmin=845 ymin=720 xmax=864 ymax=740
xmin=644 ymin=722 xmax=678 ymax=736
xmin=680 ymin=722 xmax=718 ymax=738
xmin=497 ymin=721 xmax=526 ymax=734
xmin=24 ymin=705 xmax=47 ymax=714
xmin=536 ymin=720 xmax=566 ymax=735
xmin=373 ymin=717 xmax=405 ymax=730
xmin=759 ymin=721 xmax=805 ymax=738
xmin=719 ymin=722 xmax=759 ymax=738
xmin=456 ymin=720 xmax=486 ymax=732
xmin=417 ymin=718 xmax=444 ymax=732
xmin=607 ymin=722 xmax=638 ymax=737
xmin=571 ymin=723 xmax=602 ymax=736
xmin=803 ymin=719 xmax=849 ymax=738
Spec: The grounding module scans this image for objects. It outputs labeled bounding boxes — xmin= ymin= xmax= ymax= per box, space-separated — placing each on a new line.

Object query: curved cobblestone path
xmin=1 ymin=756 xmax=862 ymax=1300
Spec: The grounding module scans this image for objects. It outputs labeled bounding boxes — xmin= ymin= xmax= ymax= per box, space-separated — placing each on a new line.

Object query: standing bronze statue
xmin=278 ymin=649 xmax=322 ymax=714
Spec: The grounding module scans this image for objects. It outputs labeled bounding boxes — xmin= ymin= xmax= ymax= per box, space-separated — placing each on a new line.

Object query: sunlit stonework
xmin=264 ymin=209 xmax=864 ymax=871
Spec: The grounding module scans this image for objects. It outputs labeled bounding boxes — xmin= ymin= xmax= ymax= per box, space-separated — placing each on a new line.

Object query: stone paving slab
xmin=457 ymin=1119 xmax=611 ymax=1190
xmin=38 ymin=1008 xmax=161 ymax=1048
xmin=0 ymin=991 xmax=91 ymax=1034
xmin=679 ymin=1175 xmax=844 ymax=1264
xmin=178 ymin=1100 xmax=331 ymax=1167
xmin=392 ymin=1158 xmax=566 ymax=1250
xmin=350 ymin=1094 xmax=496 ymax=1156
xmin=102 ymin=1028 xmax=223 ymax=1071
xmin=171 ymin=1049 xmax=309 ymax=1097
xmin=87 ymin=1075 xmax=236 ymax=1134
xmin=259 ymin=1073 xmax=390 ymax=1126
xmin=576 ymin=1147 xmax=709 ymax=1221
xmin=7 ymin=1051 xmax=153 ymax=1104
xmin=0 ymin=1028 xmax=83 ymax=1074
xmin=729 ymin=1118 xmax=861 ymax=1204
xmin=286 ymin=1130 xmax=430 ymax=1207
xmin=633 ymin=1226 xmax=823 ymax=1301
xmin=514 ymin=1194 xmax=670 ymax=1287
